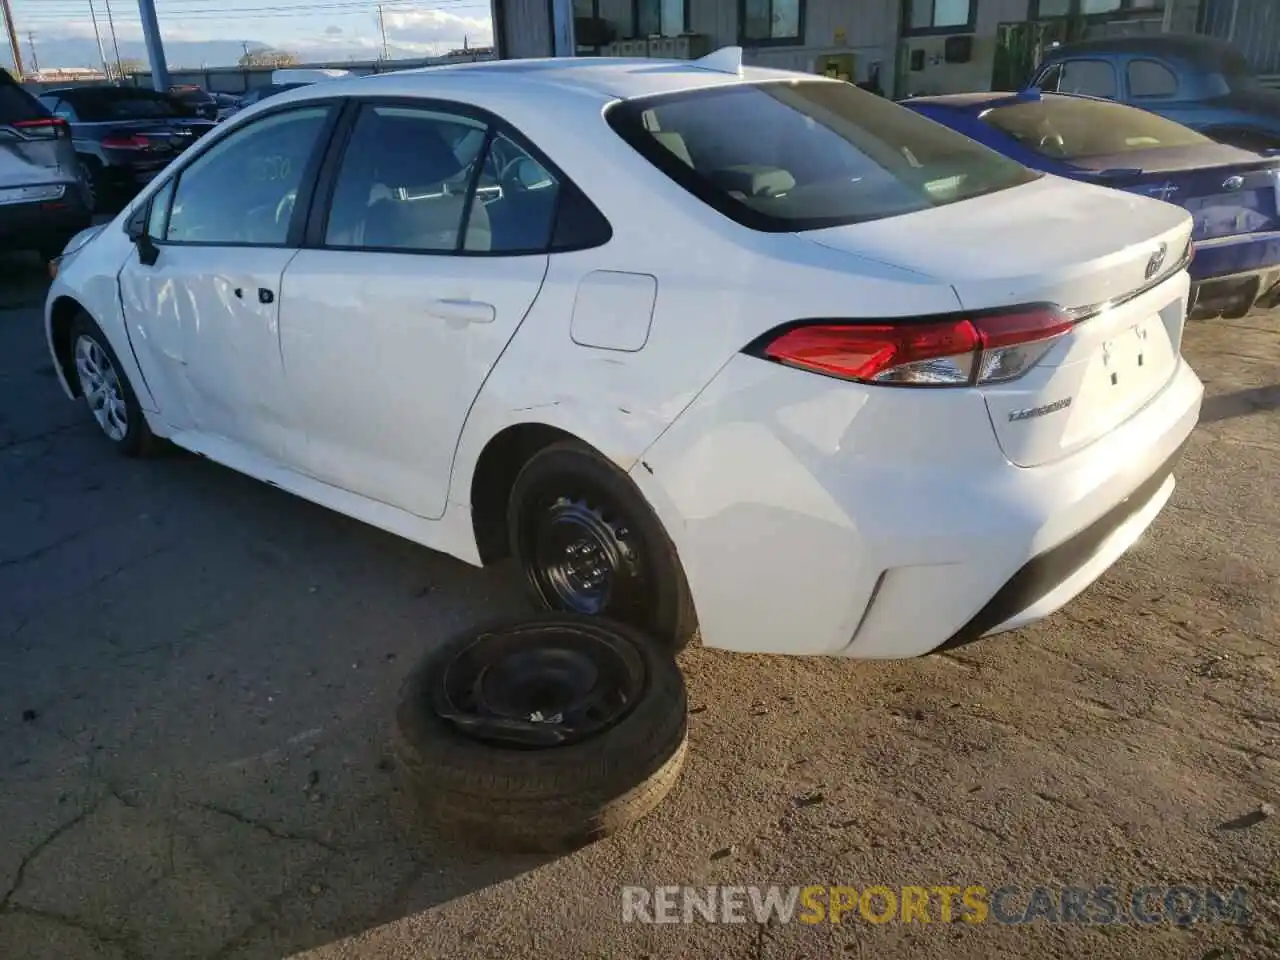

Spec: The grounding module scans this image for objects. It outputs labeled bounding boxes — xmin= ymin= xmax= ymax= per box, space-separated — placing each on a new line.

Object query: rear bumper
xmin=630 ymin=354 xmax=1203 ymax=659
xmin=1190 ymin=231 xmax=1280 ymax=318
xmin=0 ymin=192 xmax=92 ymax=252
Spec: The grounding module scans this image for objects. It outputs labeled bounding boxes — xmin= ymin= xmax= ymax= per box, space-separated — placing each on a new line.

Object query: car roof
xmin=1043 ymin=32 xmax=1240 ymax=63
xmin=903 ymin=90 xmax=1112 ymax=112
xmin=276 ymin=56 xmax=825 ymax=107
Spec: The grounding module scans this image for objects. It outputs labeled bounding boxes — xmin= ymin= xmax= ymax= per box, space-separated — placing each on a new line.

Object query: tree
xmin=238 ymin=49 xmax=298 ymax=68
xmin=111 ymin=58 xmax=146 ymax=79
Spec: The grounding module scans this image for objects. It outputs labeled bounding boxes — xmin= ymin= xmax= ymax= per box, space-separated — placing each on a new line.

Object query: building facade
xmin=492 ymin=0 xmax=1208 ymax=96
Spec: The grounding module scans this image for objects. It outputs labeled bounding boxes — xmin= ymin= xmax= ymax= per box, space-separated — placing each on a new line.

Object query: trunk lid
xmin=97 ymin=119 xmax=212 ymax=159
xmin=802 ymin=175 xmax=1194 ymax=468
xmin=1078 ymin=145 xmax=1280 ymax=241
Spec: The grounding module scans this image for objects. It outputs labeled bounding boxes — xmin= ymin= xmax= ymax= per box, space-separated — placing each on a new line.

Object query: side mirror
xmin=125 ymin=204 xmax=160 ymax=266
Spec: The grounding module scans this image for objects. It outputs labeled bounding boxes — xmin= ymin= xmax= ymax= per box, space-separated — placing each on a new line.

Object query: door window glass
xmin=324 ymin=105 xmax=485 ymax=252
xmin=147 ymin=179 xmax=176 ymax=237
xmin=464 ymin=131 xmax=561 ymax=253
xmin=1127 ymin=59 xmax=1178 ymax=98
xmin=1058 ymin=60 xmax=1117 ymax=98
xmin=165 ymin=106 xmax=330 ymax=245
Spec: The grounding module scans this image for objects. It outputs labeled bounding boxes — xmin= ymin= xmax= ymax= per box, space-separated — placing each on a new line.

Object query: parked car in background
xmin=220 ymin=82 xmax=309 ymax=119
xmin=903 ymin=89 xmax=1280 ymax=319
xmin=212 ymin=92 xmax=242 ymax=122
xmin=0 ymin=68 xmax=90 ymax=261
xmin=37 ymin=86 xmax=216 ymax=213
xmin=170 ymin=85 xmax=218 ymax=121
xmin=44 ymin=55 xmax=1203 ymax=661
xmin=1031 ymin=34 xmax=1280 ymax=153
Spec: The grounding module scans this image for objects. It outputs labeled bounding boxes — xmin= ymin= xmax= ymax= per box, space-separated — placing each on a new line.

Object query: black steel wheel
xmin=508 ymin=440 xmax=698 ymax=649
xmin=393 ymin=614 xmax=688 ymax=853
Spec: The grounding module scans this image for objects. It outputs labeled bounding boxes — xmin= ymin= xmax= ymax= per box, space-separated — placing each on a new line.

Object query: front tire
xmin=69 ymin=314 xmax=156 ymax=457
xmin=508 ymin=440 xmax=697 ymax=649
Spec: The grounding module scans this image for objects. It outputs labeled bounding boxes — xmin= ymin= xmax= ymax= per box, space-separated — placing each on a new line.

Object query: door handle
xmin=427 ymin=298 xmax=495 ymax=324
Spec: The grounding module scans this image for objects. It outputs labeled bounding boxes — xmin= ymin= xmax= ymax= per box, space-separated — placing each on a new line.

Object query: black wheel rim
xmin=431 ymin=621 xmax=647 ymax=748
xmin=79 ymin=164 xmax=96 ymax=213
xmin=519 ymin=486 xmax=648 ymax=619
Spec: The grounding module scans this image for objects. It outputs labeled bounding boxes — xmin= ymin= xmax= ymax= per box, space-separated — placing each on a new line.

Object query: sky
xmin=3 ymin=0 xmax=495 ymax=70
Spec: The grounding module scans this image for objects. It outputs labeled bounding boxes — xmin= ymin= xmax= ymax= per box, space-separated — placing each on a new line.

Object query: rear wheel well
xmin=50 ymin=296 xmax=86 ymax=396
xmin=470 ymin=424 xmax=576 ymax=565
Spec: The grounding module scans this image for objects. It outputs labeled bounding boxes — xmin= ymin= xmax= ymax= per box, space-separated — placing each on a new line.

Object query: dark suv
xmin=38 ymin=85 xmax=216 ymax=212
xmin=0 ymin=70 xmax=91 ymax=261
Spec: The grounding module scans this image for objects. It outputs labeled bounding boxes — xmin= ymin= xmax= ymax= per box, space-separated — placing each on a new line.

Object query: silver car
xmin=1 ymin=70 xmax=91 ymax=261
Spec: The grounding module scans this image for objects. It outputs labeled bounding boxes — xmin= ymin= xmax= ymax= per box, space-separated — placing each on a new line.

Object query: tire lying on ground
xmin=393 ymin=614 xmax=688 ymax=853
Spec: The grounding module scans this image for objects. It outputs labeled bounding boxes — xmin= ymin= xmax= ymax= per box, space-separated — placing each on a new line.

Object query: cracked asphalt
xmin=1 ymin=248 xmax=1279 ymax=960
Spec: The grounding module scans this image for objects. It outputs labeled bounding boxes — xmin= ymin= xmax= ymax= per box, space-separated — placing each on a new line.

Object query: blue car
xmin=1030 ymin=35 xmax=1280 ymax=154
xmin=903 ymin=90 xmax=1280 ymax=320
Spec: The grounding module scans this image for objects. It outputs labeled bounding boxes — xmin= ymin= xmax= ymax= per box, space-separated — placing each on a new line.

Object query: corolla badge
xmin=1222 ymin=175 xmax=1245 ymax=191
xmin=1145 ymin=241 xmax=1168 ymax=280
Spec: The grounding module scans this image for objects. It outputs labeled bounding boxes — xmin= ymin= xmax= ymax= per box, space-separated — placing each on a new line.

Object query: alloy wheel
xmin=73 ymin=335 xmax=128 ymax=442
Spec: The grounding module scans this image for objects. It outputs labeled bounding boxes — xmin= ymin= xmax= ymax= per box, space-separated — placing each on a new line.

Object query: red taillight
xmin=753 ymin=306 xmax=1073 ymax=387
xmin=12 ymin=116 xmax=67 ymax=138
xmin=102 ymin=133 xmax=150 ymax=150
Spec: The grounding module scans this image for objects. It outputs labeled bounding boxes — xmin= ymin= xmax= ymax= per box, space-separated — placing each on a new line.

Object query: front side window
xmin=608 ymin=80 xmax=1038 ymax=233
xmin=739 ymin=0 xmax=803 ymax=44
xmin=905 ymin=0 xmax=973 ymax=32
xmin=980 ymin=97 xmax=1210 ymax=160
xmin=1058 ymin=59 xmax=1118 ymax=98
xmin=165 ymin=106 xmax=330 ymax=245
xmin=324 ymin=104 xmax=562 ymax=255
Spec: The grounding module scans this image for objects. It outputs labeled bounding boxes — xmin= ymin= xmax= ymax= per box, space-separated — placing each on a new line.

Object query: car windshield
xmin=67 ymin=89 xmax=186 ymax=121
xmin=980 ymin=96 xmax=1211 ymax=160
xmin=607 ymin=80 xmax=1038 ymax=232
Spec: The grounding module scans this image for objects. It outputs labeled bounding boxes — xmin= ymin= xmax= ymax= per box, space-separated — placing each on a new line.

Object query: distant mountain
xmin=23 ymin=36 xmax=441 ymax=72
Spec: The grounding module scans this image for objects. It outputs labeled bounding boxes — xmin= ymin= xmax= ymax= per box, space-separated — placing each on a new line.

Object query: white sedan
xmin=45 ymin=49 xmax=1203 ymax=659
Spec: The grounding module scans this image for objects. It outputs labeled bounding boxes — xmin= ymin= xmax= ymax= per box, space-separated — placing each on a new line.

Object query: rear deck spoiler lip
xmin=1064 ymin=240 xmax=1195 ymax=323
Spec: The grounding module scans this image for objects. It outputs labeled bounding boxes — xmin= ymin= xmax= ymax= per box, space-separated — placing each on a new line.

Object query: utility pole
xmin=26 ymin=29 xmax=36 ymax=73
xmin=0 ymin=0 xmax=23 ymax=78
xmin=88 ymin=0 xmax=111 ymax=79
xmin=103 ymin=0 xmax=123 ymax=79
xmin=377 ymin=4 xmax=388 ymax=60
xmin=134 ymin=0 xmax=170 ymax=91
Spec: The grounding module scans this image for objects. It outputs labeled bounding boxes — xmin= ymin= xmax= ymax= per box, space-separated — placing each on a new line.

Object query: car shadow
xmin=1199 ymin=384 xmax=1280 ymax=423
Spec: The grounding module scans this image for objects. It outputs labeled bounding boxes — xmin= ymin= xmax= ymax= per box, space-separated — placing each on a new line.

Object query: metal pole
xmin=26 ymin=30 xmax=36 ymax=73
xmin=103 ymin=0 xmax=123 ymax=79
xmin=135 ymin=0 xmax=170 ymax=91
xmin=378 ymin=4 xmax=389 ymax=60
xmin=0 ymin=0 xmax=24 ymax=78
xmin=88 ymin=0 xmax=111 ymax=79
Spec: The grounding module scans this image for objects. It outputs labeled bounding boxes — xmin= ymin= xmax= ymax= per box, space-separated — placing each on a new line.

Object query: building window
xmin=739 ymin=0 xmax=803 ymax=45
xmin=636 ymin=0 xmax=687 ymax=37
xmin=1032 ymin=0 xmax=1163 ymax=16
xmin=903 ymin=0 xmax=975 ymax=35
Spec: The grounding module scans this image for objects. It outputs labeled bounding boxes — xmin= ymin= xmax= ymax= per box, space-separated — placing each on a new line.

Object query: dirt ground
xmin=0 ymin=249 xmax=1277 ymax=960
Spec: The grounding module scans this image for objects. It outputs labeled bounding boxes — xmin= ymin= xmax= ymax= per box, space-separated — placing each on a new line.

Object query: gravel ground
xmin=0 ymin=249 xmax=1277 ymax=960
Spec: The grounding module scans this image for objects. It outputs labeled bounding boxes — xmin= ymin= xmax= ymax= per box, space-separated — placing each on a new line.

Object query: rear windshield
xmin=606 ymin=80 xmax=1038 ymax=232
xmin=0 ymin=72 xmax=49 ymax=125
xmin=1219 ymin=48 xmax=1261 ymax=91
xmin=981 ymin=97 xmax=1211 ymax=160
xmin=65 ymin=89 xmax=187 ymax=121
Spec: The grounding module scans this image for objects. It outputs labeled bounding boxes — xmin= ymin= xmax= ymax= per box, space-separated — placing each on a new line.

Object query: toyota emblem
xmin=1222 ymin=175 xmax=1245 ymax=191
xmin=1145 ymin=242 xmax=1168 ymax=280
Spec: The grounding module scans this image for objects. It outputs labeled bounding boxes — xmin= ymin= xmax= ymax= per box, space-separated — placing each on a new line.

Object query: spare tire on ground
xmin=393 ymin=614 xmax=688 ymax=853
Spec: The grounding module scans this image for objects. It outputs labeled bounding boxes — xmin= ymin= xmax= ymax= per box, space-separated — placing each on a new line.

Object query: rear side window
xmin=0 ymin=74 xmax=50 ymax=125
xmin=63 ymin=90 xmax=185 ymax=121
xmin=607 ymin=80 xmax=1038 ymax=233
xmin=981 ymin=96 xmax=1211 ymax=160
xmin=1127 ymin=59 xmax=1178 ymax=98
